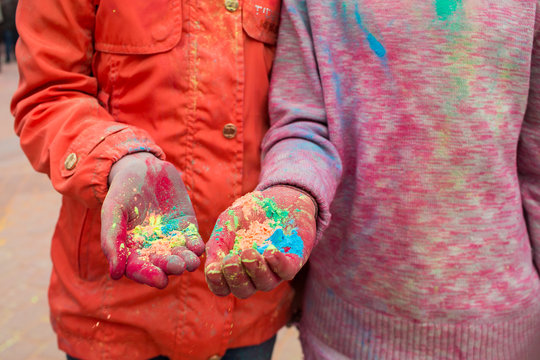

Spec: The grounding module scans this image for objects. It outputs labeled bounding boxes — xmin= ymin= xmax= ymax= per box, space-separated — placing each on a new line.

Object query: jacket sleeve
xmin=518 ymin=4 xmax=540 ymax=270
xmin=11 ymin=0 xmax=164 ymax=208
xmin=257 ymin=0 xmax=342 ymax=239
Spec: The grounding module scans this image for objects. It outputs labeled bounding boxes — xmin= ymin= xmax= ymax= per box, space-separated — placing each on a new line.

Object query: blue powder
xmin=256 ymin=228 xmax=304 ymax=257
xmin=160 ymin=217 xmax=180 ymax=236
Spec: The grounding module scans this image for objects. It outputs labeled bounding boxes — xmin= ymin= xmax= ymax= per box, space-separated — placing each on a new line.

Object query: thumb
xmin=205 ymin=214 xmax=238 ymax=265
xmin=204 ymin=217 xmax=237 ymax=296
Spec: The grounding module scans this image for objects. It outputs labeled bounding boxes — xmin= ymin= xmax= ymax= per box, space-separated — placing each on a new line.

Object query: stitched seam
xmin=76 ymin=209 xmax=91 ymax=279
xmin=233 ymin=2 xmax=243 ymax=200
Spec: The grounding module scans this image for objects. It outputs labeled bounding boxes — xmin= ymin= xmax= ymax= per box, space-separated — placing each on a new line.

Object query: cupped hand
xmin=205 ymin=186 xmax=317 ymax=298
xmin=101 ymin=152 xmax=204 ymax=289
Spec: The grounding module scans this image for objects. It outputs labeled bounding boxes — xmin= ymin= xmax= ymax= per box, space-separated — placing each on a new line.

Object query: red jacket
xmin=12 ymin=0 xmax=292 ymax=359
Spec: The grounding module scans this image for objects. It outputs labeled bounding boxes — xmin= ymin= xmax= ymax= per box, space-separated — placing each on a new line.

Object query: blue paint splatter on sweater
xmin=354 ymin=3 xmax=387 ymax=58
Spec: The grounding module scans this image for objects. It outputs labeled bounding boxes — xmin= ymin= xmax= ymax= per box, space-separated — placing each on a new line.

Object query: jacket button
xmin=64 ymin=153 xmax=78 ymax=170
xmin=224 ymin=0 xmax=239 ymax=12
xmin=222 ymin=123 xmax=237 ymax=139
xmin=208 ymin=356 xmax=221 ymax=360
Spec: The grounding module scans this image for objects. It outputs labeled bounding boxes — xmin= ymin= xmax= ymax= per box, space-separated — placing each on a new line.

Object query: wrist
xmin=108 ymin=152 xmax=159 ymax=185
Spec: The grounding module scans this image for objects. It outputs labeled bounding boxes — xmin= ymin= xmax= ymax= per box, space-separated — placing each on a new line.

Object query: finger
xmin=172 ymin=246 xmax=201 ymax=272
xmin=205 ymin=261 xmax=231 ymax=296
xmin=264 ymin=246 xmax=303 ymax=281
xmin=222 ymin=254 xmax=256 ymax=299
xmin=204 ymin=213 xmax=241 ymax=297
xmin=205 ymin=217 xmax=237 ymax=264
xmin=149 ymin=253 xmax=186 ymax=275
xmin=178 ymin=220 xmax=205 ymax=256
xmin=100 ymin=200 xmax=129 ymax=280
xmin=240 ymin=249 xmax=282 ymax=291
xmin=185 ymin=232 xmax=205 ymax=256
xmin=125 ymin=253 xmax=168 ymax=289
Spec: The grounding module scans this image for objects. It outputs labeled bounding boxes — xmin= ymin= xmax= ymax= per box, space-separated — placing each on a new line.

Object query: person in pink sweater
xmin=250 ymin=0 xmax=540 ymax=359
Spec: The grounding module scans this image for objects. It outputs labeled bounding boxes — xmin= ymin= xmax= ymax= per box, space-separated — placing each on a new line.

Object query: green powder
xmin=435 ymin=0 xmax=462 ymax=21
xmin=253 ymin=195 xmax=289 ymax=228
xmin=228 ymin=210 xmax=239 ymax=229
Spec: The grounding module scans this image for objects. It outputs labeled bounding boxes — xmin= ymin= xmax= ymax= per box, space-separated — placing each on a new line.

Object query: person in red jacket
xmin=11 ymin=0 xmax=302 ymax=359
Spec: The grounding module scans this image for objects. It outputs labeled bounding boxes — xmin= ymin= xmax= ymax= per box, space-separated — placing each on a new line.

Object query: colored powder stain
xmin=231 ymin=220 xmax=276 ymax=254
xmin=212 ymin=221 xmax=224 ymax=234
xmin=341 ymin=2 xmax=348 ymax=23
xmin=328 ymin=53 xmax=342 ymax=91
xmin=354 ymin=4 xmax=386 ymax=59
xmin=256 ymin=228 xmax=304 ymax=257
xmin=227 ymin=192 xmax=303 ymax=257
xmin=182 ymin=223 xmax=199 ymax=237
xmin=253 ymin=196 xmax=289 ymax=227
xmin=332 ymin=0 xmax=346 ymax=19
xmin=170 ymin=206 xmax=186 ymax=218
xmin=228 ymin=210 xmax=239 ymax=229
xmin=331 ymin=69 xmax=344 ymax=105
xmin=435 ymin=0 xmax=461 ymax=21
xmin=127 ymin=212 xmax=194 ymax=260
xmin=160 ymin=218 xmax=181 ymax=236
xmin=134 ymin=206 xmax=139 ymax=216
xmin=366 ymin=33 xmax=386 ymax=58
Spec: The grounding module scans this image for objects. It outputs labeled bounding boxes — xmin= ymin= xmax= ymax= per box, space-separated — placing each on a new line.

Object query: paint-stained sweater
xmin=258 ymin=0 xmax=540 ymax=359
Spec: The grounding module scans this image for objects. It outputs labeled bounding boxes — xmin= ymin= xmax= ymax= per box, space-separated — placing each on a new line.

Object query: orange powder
xmin=126 ymin=213 xmax=196 ymax=260
xmin=233 ymin=219 xmax=279 ymax=253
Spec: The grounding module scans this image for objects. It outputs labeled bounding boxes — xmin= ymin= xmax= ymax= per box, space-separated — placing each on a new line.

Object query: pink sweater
xmin=259 ymin=0 xmax=540 ymax=359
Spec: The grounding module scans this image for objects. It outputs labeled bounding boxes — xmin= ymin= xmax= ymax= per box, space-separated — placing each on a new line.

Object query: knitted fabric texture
xmin=259 ymin=0 xmax=540 ymax=358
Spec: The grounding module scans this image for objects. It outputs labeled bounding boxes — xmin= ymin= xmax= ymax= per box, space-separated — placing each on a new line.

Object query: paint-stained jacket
xmin=12 ymin=0 xmax=292 ymax=359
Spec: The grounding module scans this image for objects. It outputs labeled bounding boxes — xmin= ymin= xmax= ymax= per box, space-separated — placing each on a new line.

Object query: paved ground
xmin=0 ymin=60 xmax=302 ymax=360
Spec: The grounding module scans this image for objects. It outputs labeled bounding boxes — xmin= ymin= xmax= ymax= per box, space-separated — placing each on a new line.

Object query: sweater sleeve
xmin=258 ymin=0 xmax=342 ymax=239
xmin=11 ymin=0 xmax=164 ymax=209
xmin=518 ymin=4 xmax=540 ymax=270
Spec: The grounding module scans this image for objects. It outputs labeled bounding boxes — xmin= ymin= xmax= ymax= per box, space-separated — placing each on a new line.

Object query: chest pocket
xmin=94 ymin=0 xmax=182 ymax=54
xmin=242 ymin=0 xmax=281 ymax=45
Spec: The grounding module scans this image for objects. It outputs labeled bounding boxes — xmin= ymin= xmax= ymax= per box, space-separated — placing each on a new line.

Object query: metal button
xmin=222 ymin=123 xmax=237 ymax=139
xmin=224 ymin=0 xmax=239 ymax=12
xmin=208 ymin=356 xmax=221 ymax=360
xmin=64 ymin=153 xmax=78 ymax=170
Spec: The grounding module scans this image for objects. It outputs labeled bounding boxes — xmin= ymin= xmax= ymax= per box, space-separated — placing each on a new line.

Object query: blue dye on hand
xmin=257 ymin=228 xmax=304 ymax=257
xmin=160 ymin=217 xmax=180 ymax=236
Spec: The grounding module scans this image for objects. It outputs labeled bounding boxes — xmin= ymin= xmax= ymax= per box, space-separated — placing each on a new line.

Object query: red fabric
xmin=12 ymin=0 xmax=292 ymax=359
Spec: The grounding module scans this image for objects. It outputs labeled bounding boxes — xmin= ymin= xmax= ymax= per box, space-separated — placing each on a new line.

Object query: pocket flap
xmin=242 ymin=0 xmax=281 ymax=45
xmin=95 ymin=0 xmax=182 ymax=54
